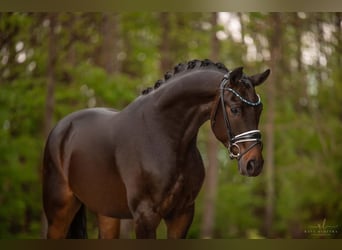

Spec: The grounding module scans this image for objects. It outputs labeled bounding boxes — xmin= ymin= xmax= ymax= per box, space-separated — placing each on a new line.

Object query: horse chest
xmin=159 ymin=170 xmax=201 ymax=217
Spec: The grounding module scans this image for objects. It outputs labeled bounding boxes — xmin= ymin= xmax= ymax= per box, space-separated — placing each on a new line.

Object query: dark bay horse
xmin=42 ymin=59 xmax=270 ymax=239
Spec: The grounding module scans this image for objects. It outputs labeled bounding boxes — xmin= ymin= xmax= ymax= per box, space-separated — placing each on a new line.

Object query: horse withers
xmin=42 ymin=59 xmax=270 ymax=239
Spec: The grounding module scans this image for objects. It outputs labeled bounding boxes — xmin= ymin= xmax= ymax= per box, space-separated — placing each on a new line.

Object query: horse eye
xmin=230 ymin=107 xmax=240 ymax=115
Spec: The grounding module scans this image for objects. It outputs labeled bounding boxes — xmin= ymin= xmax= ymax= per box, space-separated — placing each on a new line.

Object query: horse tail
xmin=66 ymin=204 xmax=88 ymax=239
xmin=43 ymin=118 xmax=88 ymax=239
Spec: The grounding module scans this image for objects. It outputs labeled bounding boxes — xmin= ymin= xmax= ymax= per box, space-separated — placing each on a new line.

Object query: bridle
xmin=211 ymin=72 xmax=263 ymax=160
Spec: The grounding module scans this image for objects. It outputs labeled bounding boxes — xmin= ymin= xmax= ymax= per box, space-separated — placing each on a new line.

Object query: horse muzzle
xmin=238 ymin=158 xmax=264 ymax=177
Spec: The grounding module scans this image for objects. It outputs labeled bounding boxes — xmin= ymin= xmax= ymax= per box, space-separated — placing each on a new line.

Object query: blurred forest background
xmin=0 ymin=12 xmax=341 ymax=239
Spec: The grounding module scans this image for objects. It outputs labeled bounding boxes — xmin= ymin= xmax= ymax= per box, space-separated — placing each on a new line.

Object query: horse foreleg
xmin=132 ymin=200 xmax=161 ymax=239
xmin=164 ymin=204 xmax=194 ymax=239
xmin=97 ymin=215 xmax=120 ymax=239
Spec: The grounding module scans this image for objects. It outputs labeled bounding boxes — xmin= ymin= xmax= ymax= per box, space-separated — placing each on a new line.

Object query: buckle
xmin=229 ymin=143 xmax=240 ymax=159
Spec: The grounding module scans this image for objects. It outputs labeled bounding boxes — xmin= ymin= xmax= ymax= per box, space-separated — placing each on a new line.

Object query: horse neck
xmin=150 ymin=69 xmax=225 ymax=148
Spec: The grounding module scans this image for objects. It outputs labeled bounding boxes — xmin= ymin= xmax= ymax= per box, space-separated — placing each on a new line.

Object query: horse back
xmin=44 ymin=107 xmax=118 ymax=167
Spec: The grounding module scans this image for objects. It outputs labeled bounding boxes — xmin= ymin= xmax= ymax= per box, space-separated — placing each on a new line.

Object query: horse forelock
xmin=141 ymin=59 xmax=229 ymax=95
xmin=239 ymin=75 xmax=253 ymax=89
xmin=231 ymin=75 xmax=259 ymax=104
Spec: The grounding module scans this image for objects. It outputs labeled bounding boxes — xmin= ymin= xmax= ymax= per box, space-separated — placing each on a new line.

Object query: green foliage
xmin=72 ymin=62 xmax=138 ymax=108
xmin=214 ymin=172 xmax=263 ymax=238
xmin=0 ymin=78 xmax=44 ymax=238
xmin=0 ymin=12 xmax=341 ymax=239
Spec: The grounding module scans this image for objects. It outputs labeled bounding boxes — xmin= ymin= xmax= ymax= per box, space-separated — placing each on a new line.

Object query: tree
xmin=96 ymin=13 xmax=120 ymax=74
xmin=264 ymin=13 xmax=282 ymax=237
xmin=200 ymin=12 xmax=220 ymax=239
xmin=1 ymin=12 xmax=342 ymax=239
xmin=159 ymin=12 xmax=172 ymax=73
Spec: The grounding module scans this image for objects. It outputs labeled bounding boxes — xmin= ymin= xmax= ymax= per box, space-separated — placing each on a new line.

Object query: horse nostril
xmin=247 ymin=160 xmax=256 ymax=175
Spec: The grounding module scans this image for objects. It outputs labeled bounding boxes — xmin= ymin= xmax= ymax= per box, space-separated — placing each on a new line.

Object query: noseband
xmin=212 ymin=73 xmax=263 ymax=160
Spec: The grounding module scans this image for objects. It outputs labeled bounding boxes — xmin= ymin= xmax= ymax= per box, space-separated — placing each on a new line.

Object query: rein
xmin=212 ymin=73 xmax=263 ymax=160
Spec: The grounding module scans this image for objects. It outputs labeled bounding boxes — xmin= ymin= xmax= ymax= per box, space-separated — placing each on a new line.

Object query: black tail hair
xmin=66 ymin=204 xmax=88 ymax=238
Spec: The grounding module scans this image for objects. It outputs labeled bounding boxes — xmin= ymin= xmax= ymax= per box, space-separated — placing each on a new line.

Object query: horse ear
xmin=230 ymin=67 xmax=244 ymax=84
xmin=250 ymin=69 xmax=271 ymax=86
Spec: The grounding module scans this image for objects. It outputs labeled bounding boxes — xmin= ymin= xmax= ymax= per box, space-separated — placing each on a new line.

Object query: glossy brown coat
xmin=42 ymin=60 xmax=269 ymax=239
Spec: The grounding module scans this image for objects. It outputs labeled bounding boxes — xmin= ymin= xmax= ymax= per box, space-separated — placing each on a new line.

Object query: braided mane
xmin=141 ymin=59 xmax=228 ymax=95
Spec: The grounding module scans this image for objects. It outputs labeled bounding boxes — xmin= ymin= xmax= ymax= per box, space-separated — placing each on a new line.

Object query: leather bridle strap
xmin=215 ymin=73 xmax=263 ymax=160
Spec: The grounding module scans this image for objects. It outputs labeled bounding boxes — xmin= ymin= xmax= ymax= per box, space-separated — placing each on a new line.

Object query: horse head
xmin=211 ymin=67 xmax=270 ymax=176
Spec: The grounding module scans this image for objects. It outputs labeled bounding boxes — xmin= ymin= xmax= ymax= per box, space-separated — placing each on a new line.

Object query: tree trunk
xmin=335 ymin=13 xmax=342 ymax=67
xmin=97 ymin=13 xmax=120 ymax=74
xmin=43 ymin=14 xmax=57 ymax=138
xmin=200 ymin=12 xmax=220 ymax=239
xmin=264 ymin=13 xmax=282 ymax=238
xmin=41 ymin=13 xmax=58 ymax=238
xmin=237 ymin=12 xmax=245 ymax=43
xmin=292 ymin=13 xmax=309 ymax=113
xmin=159 ymin=12 xmax=172 ymax=73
